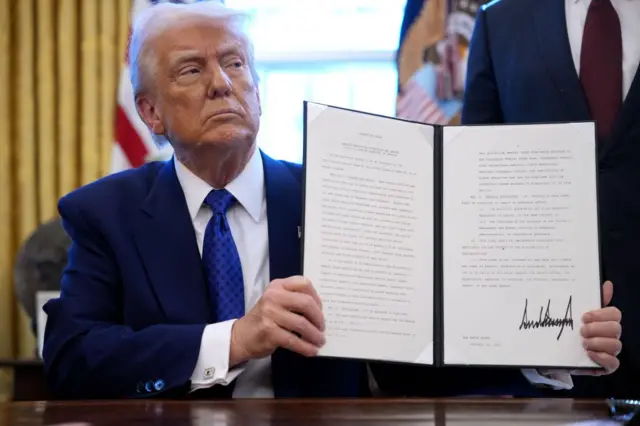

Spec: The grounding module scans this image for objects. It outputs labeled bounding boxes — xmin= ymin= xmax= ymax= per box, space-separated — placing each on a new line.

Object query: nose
xmin=207 ymin=66 xmax=232 ymax=99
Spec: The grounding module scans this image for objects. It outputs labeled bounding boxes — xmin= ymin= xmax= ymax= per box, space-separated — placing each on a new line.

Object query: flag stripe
xmin=396 ymin=75 xmax=448 ymax=124
xmin=115 ymin=106 xmax=148 ymax=167
xmin=111 ymin=0 xmax=155 ymax=173
xmin=396 ymin=0 xmax=457 ymax=126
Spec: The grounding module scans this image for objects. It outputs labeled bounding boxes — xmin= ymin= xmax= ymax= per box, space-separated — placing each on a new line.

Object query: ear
xmin=135 ymin=94 xmax=165 ymax=136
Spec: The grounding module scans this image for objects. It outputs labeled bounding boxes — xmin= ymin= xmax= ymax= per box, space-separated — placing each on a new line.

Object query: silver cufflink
xmin=204 ymin=367 xmax=215 ymax=379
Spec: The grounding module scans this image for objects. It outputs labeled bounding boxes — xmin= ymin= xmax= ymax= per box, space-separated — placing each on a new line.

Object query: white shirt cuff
xmin=190 ymin=320 xmax=245 ymax=392
xmin=521 ymin=368 xmax=573 ymax=390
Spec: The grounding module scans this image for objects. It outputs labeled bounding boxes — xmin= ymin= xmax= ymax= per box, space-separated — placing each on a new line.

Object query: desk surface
xmin=0 ymin=398 xmax=624 ymax=426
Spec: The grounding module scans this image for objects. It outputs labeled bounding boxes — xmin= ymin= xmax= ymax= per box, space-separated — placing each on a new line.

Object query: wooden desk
xmin=0 ymin=359 xmax=49 ymax=401
xmin=0 ymin=398 xmax=625 ymax=426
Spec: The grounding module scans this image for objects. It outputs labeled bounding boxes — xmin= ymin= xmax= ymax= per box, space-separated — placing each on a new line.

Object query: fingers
xmin=581 ymin=320 xmax=622 ymax=339
xmin=578 ymin=290 xmax=622 ymax=377
xmin=269 ymin=276 xmax=325 ymax=331
xmin=274 ymin=289 xmax=325 ymax=332
xmin=251 ymin=277 xmax=327 ymax=358
xmin=582 ymin=306 xmax=621 ymax=324
xmin=280 ymin=276 xmax=323 ymax=308
xmin=601 ymin=281 xmax=613 ymax=306
xmin=587 ymin=350 xmax=620 ymax=373
xmin=270 ymin=307 xmax=325 ymax=347
xmin=271 ymin=326 xmax=320 ymax=357
xmin=583 ymin=336 xmax=622 ymax=355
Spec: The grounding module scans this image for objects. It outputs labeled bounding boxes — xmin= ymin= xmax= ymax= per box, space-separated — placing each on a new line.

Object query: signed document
xmin=302 ymin=101 xmax=602 ymax=370
xmin=442 ymin=124 xmax=601 ymax=369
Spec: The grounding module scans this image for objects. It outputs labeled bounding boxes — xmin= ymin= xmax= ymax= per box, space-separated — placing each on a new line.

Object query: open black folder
xmin=300 ymin=101 xmax=603 ymax=370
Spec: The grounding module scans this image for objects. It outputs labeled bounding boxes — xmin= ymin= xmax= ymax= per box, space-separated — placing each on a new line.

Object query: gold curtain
xmin=0 ymin=0 xmax=132 ymax=400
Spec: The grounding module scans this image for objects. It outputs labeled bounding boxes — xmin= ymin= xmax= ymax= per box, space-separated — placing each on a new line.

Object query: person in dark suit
xmin=459 ymin=0 xmax=640 ymax=398
xmin=370 ymin=0 xmax=630 ymax=399
xmin=42 ymin=1 xmax=366 ymax=399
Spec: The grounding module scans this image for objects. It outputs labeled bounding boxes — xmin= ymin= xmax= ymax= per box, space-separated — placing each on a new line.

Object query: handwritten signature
xmin=518 ymin=296 xmax=574 ymax=340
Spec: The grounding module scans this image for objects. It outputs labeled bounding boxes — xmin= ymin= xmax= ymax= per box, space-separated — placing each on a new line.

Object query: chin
xmin=200 ymin=127 xmax=255 ymax=150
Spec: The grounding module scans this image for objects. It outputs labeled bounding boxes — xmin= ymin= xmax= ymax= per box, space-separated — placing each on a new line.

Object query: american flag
xmin=395 ymin=0 xmax=470 ymax=126
xmin=110 ymin=0 xmax=222 ymax=173
xmin=396 ymin=75 xmax=448 ymax=125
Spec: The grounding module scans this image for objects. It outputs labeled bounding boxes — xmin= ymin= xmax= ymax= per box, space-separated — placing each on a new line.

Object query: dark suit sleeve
xmin=461 ymin=7 xmax=504 ymax=125
xmin=42 ymin=196 xmax=205 ymax=399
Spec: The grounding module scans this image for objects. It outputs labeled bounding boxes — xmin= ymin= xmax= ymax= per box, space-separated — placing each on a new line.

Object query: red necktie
xmin=579 ymin=0 xmax=623 ymax=141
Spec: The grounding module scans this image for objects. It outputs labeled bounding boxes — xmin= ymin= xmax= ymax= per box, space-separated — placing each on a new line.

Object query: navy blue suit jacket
xmin=42 ymin=151 xmax=367 ymax=399
xmin=460 ymin=0 xmax=640 ymax=398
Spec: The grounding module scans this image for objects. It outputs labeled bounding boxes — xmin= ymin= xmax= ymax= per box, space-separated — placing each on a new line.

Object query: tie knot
xmin=204 ymin=189 xmax=236 ymax=214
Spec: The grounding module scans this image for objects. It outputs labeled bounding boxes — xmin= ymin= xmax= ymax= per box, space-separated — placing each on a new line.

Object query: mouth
xmin=210 ymin=109 xmax=241 ymax=118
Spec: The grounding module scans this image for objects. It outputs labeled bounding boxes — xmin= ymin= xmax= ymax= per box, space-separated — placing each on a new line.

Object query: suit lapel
xmin=262 ymin=152 xmax=302 ymax=281
xmin=532 ymin=0 xmax=591 ymax=122
xmin=133 ymin=160 xmax=212 ymax=323
xmin=620 ymin=67 xmax=640 ymax=133
xmin=602 ymin=67 xmax=640 ymax=159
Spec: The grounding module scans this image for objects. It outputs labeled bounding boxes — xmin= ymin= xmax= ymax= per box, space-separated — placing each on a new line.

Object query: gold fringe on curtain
xmin=58 ymin=0 xmax=79 ymax=195
xmin=0 ymin=0 xmax=132 ymax=401
xmin=16 ymin=0 xmax=39 ymax=361
xmin=81 ymin=0 xmax=100 ymax=185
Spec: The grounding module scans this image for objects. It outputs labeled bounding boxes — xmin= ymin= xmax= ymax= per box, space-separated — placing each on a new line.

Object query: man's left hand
xmin=572 ymin=281 xmax=622 ymax=376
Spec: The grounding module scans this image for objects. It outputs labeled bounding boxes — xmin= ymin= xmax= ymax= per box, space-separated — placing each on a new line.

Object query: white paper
xmin=303 ymin=102 xmax=434 ymax=364
xmin=442 ymin=122 xmax=600 ymax=368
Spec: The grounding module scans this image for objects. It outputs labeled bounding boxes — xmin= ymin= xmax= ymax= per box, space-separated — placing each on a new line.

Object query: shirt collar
xmin=174 ymin=148 xmax=264 ymax=223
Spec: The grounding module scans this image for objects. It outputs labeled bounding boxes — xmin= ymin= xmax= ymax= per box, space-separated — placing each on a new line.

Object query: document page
xmin=303 ymin=102 xmax=434 ymax=364
xmin=442 ymin=123 xmax=600 ymax=368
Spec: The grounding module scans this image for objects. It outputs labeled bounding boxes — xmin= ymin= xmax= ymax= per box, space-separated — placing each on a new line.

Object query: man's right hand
xmin=229 ymin=276 xmax=326 ymax=367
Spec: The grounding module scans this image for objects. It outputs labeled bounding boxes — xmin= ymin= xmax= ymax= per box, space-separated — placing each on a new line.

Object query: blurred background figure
xmin=13 ymin=219 xmax=70 ymax=359
xmin=13 ymin=218 xmax=70 ymax=337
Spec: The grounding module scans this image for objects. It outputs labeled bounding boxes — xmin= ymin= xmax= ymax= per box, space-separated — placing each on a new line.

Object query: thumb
xmin=602 ymin=281 xmax=614 ymax=306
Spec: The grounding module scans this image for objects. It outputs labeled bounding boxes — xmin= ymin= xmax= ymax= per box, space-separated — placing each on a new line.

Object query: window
xmin=226 ymin=0 xmax=406 ymax=163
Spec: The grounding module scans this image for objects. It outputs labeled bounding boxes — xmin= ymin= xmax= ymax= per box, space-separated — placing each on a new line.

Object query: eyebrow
xmin=168 ymin=44 xmax=244 ymax=68
xmin=168 ymin=49 xmax=204 ymax=69
xmin=217 ymin=45 xmax=243 ymax=58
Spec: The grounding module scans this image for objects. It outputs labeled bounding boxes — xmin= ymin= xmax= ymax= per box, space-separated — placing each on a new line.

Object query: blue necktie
xmin=202 ymin=189 xmax=245 ymax=322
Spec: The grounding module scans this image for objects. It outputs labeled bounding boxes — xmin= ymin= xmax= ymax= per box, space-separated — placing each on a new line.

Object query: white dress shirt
xmin=565 ymin=0 xmax=640 ymax=100
xmin=174 ymin=148 xmax=274 ymax=398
